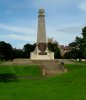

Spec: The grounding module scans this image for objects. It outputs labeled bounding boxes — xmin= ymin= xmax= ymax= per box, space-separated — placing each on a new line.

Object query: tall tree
xmin=48 ymin=42 xmax=61 ymax=59
xmin=23 ymin=43 xmax=36 ymax=58
xmin=82 ymin=27 xmax=86 ymax=58
xmin=68 ymin=26 xmax=86 ymax=59
xmin=13 ymin=48 xmax=25 ymax=59
xmin=0 ymin=41 xmax=13 ymax=61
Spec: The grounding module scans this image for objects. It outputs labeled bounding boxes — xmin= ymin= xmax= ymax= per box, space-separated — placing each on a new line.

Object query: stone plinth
xmin=30 ymin=46 xmax=54 ymax=60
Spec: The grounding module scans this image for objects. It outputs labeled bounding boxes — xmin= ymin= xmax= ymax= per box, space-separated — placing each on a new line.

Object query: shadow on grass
xmin=0 ymin=73 xmax=18 ymax=83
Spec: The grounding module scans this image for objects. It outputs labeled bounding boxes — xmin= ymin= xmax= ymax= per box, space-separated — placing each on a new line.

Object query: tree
xmin=23 ymin=43 xmax=36 ymax=58
xmin=13 ymin=48 xmax=26 ymax=59
xmin=63 ymin=52 xmax=71 ymax=59
xmin=67 ymin=26 xmax=86 ymax=59
xmin=48 ymin=42 xmax=61 ymax=59
xmin=69 ymin=36 xmax=83 ymax=49
xmin=81 ymin=27 xmax=86 ymax=58
xmin=82 ymin=26 xmax=86 ymax=38
xmin=0 ymin=41 xmax=13 ymax=61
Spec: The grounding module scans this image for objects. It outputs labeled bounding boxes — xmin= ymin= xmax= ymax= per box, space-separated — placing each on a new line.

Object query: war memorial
xmin=30 ymin=9 xmax=54 ymax=60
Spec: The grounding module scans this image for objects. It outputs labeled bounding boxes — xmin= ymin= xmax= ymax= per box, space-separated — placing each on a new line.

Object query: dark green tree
xmin=48 ymin=42 xmax=61 ymax=59
xmin=81 ymin=27 xmax=86 ymax=58
xmin=23 ymin=43 xmax=36 ymax=58
xmin=13 ymin=49 xmax=25 ymax=59
xmin=63 ymin=52 xmax=71 ymax=59
xmin=66 ymin=26 xmax=86 ymax=59
xmin=69 ymin=37 xmax=84 ymax=58
xmin=0 ymin=41 xmax=13 ymax=61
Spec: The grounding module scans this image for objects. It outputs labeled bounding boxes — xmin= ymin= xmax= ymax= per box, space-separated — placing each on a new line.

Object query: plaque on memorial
xmin=39 ymin=52 xmax=47 ymax=55
xmin=38 ymin=43 xmax=46 ymax=52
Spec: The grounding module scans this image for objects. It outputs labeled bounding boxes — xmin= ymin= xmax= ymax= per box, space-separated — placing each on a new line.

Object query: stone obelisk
xmin=37 ymin=9 xmax=46 ymax=44
xmin=30 ymin=9 xmax=54 ymax=60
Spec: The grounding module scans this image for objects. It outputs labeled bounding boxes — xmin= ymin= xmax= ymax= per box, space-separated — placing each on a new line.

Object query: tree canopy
xmin=0 ymin=41 xmax=13 ymax=61
xmin=48 ymin=42 xmax=61 ymax=59
xmin=23 ymin=43 xmax=36 ymax=58
xmin=64 ymin=26 xmax=86 ymax=59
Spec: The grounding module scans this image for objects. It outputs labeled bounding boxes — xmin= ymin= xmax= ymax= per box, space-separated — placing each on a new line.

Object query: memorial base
xmin=30 ymin=46 xmax=54 ymax=60
xmin=31 ymin=52 xmax=54 ymax=60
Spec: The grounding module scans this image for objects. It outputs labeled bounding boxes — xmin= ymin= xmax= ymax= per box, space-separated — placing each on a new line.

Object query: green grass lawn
xmin=0 ymin=63 xmax=86 ymax=100
xmin=0 ymin=65 xmax=42 ymax=77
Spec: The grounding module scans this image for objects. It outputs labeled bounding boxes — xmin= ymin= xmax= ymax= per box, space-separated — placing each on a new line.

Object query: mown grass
xmin=0 ymin=63 xmax=86 ymax=100
xmin=0 ymin=65 xmax=42 ymax=77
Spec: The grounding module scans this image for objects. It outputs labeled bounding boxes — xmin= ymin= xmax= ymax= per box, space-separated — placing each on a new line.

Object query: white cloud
xmin=32 ymin=0 xmax=72 ymax=7
xmin=53 ymin=31 xmax=81 ymax=45
xmin=56 ymin=26 xmax=83 ymax=33
xmin=9 ymin=34 xmax=36 ymax=42
xmin=0 ymin=34 xmax=36 ymax=42
xmin=0 ymin=24 xmax=36 ymax=35
xmin=78 ymin=1 xmax=86 ymax=12
xmin=46 ymin=25 xmax=83 ymax=45
xmin=0 ymin=34 xmax=36 ymax=49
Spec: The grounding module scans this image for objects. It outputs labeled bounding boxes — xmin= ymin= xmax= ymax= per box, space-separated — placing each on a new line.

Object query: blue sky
xmin=0 ymin=0 xmax=86 ymax=48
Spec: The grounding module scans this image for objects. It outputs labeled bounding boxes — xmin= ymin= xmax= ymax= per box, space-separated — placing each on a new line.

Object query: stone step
xmin=43 ymin=66 xmax=59 ymax=70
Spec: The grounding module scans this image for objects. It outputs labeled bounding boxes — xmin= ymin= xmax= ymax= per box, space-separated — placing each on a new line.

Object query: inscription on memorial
xmin=39 ymin=52 xmax=47 ymax=55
